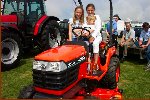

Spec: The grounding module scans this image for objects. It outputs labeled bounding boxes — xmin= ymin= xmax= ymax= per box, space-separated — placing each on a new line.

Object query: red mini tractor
xmin=18 ymin=1 xmax=123 ymax=99
xmin=1 ymin=0 xmax=67 ymax=70
xmin=18 ymin=32 xmax=122 ymax=99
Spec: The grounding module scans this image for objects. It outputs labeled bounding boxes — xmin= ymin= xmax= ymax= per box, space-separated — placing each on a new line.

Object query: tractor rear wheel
xmin=98 ymin=57 xmax=120 ymax=89
xmin=41 ymin=20 xmax=60 ymax=51
xmin=1 ymin=29 xmax=23 ymax=71
xmin=18 ymin=84 xmax=35 ymax=99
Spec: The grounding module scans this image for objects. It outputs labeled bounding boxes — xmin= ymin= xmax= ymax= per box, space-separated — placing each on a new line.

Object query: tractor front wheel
xmin=40 ymin=20 xmax=60 ymax=51
xmin=98 ymin=57 xmax=120 ymax=89
xmin=18 ymin=84 xmax=35 ymax=99
xmin=1 ymin=29 xmax=23 ymax=71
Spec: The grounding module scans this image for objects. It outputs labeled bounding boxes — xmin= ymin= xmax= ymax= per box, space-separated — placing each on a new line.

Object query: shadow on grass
xmin=22 ymin=47 xmax=42 ymax=59
xmin=2 ymin=48 xmax=41 ymax=72
xmin=124 ymin=53 xmax=147 ymax=65
xmin=2 ymin=57 xmax=31 ymax=72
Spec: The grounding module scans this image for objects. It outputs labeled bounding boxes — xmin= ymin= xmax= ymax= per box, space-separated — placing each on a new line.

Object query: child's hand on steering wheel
xmin=73 ymin=29 xmax=82 ymax=37
xmin=82 ymin=30 xmax=90 ymax=37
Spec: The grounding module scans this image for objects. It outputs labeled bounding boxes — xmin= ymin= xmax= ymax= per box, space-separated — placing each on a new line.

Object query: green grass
xmin=118 ymin=59 xmax=150 ymax=99
xmin=1 ymin=58 xmax=33 ymax=99
xmin=1 ymin=55 xmax=150 ymax=99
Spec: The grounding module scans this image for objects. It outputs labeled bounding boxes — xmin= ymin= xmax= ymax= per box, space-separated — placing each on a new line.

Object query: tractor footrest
xmin=85 ymin=70 xmax=104 ymax=81
xmin=92 ymin=70 xmax=103 ymax=76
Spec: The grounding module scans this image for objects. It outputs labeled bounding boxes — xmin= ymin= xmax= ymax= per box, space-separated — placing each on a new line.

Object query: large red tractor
xmin=1 ymin=0 xmax=67 ymax=70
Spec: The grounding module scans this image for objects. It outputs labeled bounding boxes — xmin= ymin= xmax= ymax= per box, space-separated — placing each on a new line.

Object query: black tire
xmin=1 ymin=29 xmax=23 ymax=71
xmin=40 ymin=20 xmax=60 ymax=51
xmin=60 ymin=32 xmax=68 ymax=45
xmin=59 ymin=20 xmax=69 ymax=45
xmin=98 ymin=57 xmax=120 ymax=89
xmin=18 ymin=84 xmax=35 ymax=99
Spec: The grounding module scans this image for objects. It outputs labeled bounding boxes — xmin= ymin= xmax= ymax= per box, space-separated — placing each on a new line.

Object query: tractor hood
xmin=34 ymin=45 xmax=87 ymax=62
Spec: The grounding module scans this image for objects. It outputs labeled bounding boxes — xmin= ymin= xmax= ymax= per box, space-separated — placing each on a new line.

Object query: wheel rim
xmin=2 ymin=38 xmax=19 ymax=64
xmin=49 ymin=28 xmax=61 ymax=48
xmin=116 ymin=67 xmax=120 ymax=82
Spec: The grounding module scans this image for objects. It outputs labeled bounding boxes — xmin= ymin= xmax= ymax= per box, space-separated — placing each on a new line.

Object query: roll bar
xmin=109 ymin=0 xmax=113 ymax=45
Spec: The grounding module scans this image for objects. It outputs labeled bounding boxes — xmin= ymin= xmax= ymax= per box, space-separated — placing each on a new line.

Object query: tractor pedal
xmin=87 ymin=71 xmax=92 ymax=76
xmin=92 ymin=70 xmax=103 ymax=76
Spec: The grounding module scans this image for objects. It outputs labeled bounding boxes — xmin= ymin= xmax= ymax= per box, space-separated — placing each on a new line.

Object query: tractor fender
xmin=1 ymin=25 xmax=25 ymax=45
xmin=1 ymin=24 xmax=19 ymax=31
xmin=34 ymin=15 xmax=60 ymax=36
xmin=105 ymin=46 xmax=117 ymax=67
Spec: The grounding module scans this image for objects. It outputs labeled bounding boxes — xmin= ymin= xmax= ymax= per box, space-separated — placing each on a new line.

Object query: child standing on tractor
xmin=84 ymin=3 xmax=102 ymax=75
xmin=83 ymin=14 xmax=97 ymax=75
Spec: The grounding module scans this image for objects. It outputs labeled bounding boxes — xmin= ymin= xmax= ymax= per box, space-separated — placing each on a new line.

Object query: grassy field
xmin=1 ymin=53 xmax=150 ymax=99
xmin=118 ymin=56 xmax=150 ymax=99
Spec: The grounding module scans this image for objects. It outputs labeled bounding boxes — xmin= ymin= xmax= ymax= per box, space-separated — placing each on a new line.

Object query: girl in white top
xmin=84 ymin=3 xmax=102 ymax=75
xmin=68 ymin=6 xmax=84 ymax=41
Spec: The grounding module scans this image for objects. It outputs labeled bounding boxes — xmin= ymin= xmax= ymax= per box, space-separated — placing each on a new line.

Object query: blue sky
xmin=45 ymin=0 xmax=150 ymax=22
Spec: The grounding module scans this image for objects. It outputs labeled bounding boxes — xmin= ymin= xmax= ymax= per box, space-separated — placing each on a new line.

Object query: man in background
xmin=139 ymin=22 xmax=150 ymax=71
xmin=119 ymin=23 xmax=135 ymax=62
xmin=106 ymin=14 xmax=121 ymax=47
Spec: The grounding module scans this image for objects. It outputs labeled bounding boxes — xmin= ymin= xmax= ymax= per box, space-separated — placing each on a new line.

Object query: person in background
xmin=84 ymin=3 xmax=102 ymax=75
xmin=139 ymin=22 xmax=150 ymax=71
xmin=106 ymin=14 xmax=121 ymax=47
xmin=119 ymin=23 xmax=135 ymax=62
xmin=113 ymin=14 xmax=121 ymax=23
xmin=68 ymin=6 xmax=84 ymax=41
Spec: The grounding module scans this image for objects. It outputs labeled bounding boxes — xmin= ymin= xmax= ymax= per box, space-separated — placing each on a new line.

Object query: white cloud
xmin=114 ymin=0 xmax=150 ymax=22
xmin=45 ymin=0 xmax=76 ymax=19
xmin=44 ymin=0 xmax=150 ymax=22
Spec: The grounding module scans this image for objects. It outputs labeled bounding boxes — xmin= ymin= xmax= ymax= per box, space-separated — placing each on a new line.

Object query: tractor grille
xmin=32 ymin=65 xmax=79 ymax=90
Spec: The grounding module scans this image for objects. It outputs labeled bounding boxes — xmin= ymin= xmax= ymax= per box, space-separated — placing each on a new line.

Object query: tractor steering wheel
xmin=72 ymin=27 xmax=93 ymax=54
xmin=72 ymin=27 xmax=91 ymax=41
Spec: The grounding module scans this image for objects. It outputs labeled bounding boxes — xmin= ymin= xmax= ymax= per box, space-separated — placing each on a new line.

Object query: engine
xmin=32 ymin=43 xmax=87 ymax=92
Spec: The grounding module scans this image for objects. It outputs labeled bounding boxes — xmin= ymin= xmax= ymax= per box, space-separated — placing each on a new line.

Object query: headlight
xmin=33 ymin=60 xmax=67 ymax=72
